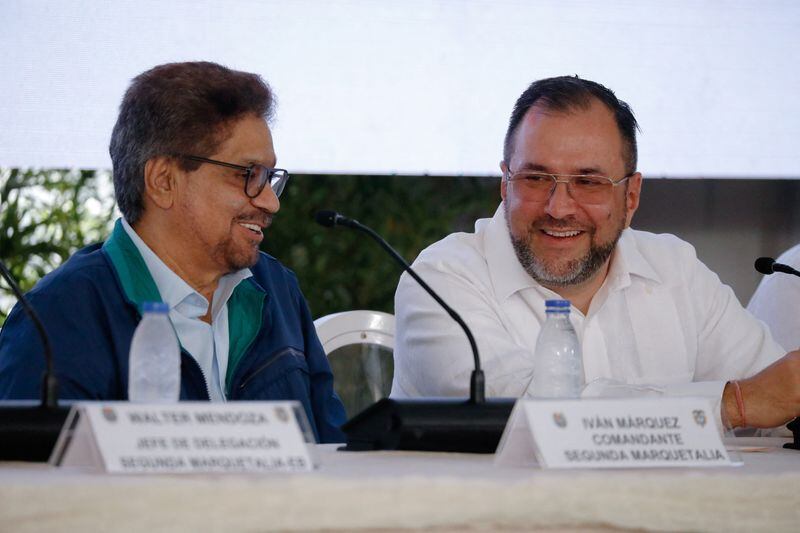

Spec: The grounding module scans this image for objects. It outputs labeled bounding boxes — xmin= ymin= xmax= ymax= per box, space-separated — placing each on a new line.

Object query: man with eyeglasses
xmin=392 ymin=76 xmax=800 ymax=430
xmin=0 ymin=62 xmax=346 ymax=443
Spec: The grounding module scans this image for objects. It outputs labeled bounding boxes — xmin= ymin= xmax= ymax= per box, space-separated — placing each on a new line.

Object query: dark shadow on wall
xmin=633 ymin=178 xmax=800 ymax=305
xmin=262 ymin=175 xmax=800 ymax=318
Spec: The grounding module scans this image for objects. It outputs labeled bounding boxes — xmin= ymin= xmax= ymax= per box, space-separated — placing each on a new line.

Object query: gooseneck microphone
xmin=315 ymin=210 xmax=485 ymax=403
xmin=0 ymin=261 xmax=57 ymax=408
xmin=755 ymin=257 xmax=800 ymax=277
xmin=315 ymin=210 xmax=514 ymax=453
xmin=0 ymin=259 xmax=70 ymax=461
xmin=753 ymin=256 xmax=800 ymax=450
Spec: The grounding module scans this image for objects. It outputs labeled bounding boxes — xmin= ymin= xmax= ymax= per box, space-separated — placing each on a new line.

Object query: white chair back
xmin=314 ymin=310 xmax=395 ymax=417
xmin=314 ymin=310 xmax=395 ymax=354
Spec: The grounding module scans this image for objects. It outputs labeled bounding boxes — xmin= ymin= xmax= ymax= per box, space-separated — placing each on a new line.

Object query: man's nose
xmin=251 ymin=185 xmax=281 ymax=213
xmin=544 ymin=180 xmax=578 ymax=219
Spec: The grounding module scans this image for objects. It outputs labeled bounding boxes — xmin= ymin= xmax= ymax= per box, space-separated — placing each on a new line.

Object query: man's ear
xmin=624 ymin=172 xmax=643 ymax=227
xmin=500 ymin=161 xmax=508 ymax=201
xmin=143 ymin=157 xmax=176 ymax=210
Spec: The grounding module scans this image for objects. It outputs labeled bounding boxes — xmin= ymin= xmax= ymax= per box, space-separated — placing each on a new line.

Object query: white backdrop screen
xmin=1 ymin=0 xmax=798 ymax=178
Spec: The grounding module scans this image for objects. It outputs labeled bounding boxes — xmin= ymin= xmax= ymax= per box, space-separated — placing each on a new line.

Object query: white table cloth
xmin=0 ymin=438 xmax=798 ymax=532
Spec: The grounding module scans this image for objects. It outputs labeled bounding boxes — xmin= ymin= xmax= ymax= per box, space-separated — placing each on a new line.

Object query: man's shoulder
xmin=776 ymin=242 xmax=800 ymax=267
xmin=8 ymin=242 xmax=121 ymax=336
xmin=621 ymin=228 xmax=706 ymax=283
xmin=414 ymin=221 xmax=492 ymax=274
xmin=624 ymin=228 xmax=698 ymax=259
xmin=250 ymin=251 xmax=302 ymax=290
xmin=28 ymin=242 xmax=114 ymax=298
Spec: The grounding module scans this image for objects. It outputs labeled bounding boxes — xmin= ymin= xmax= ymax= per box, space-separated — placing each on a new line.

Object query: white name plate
xmin=495 ymin=398 xmax=733 ymax=469
xmin=50 ymin=402 xmax=316 ymax=474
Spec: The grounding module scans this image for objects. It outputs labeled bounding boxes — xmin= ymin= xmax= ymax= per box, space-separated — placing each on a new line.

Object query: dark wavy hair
xmin=503 ymin=75 xmax=639 ymax=174
xmin=109 ymin=61 xmax=274 ymax=224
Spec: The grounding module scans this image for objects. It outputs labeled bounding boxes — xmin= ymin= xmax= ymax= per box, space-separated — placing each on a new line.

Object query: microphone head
xmin=315 ymin=210 xmax=339 ymax=228
xmin=754 ymin=257 xmax=776 ymax=275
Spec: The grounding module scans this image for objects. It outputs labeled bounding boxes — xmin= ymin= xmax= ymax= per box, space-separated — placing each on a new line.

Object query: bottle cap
xmin=141 ymin=301 xmax=169 ymax=314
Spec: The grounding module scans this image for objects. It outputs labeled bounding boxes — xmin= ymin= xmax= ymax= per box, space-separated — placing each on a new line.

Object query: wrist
xmin=722 ymin=381 xmax=744 ymax=429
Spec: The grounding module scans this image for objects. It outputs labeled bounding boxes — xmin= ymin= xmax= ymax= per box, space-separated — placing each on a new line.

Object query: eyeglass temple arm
xmin=182 ymin=155 xmax=249 ymax=172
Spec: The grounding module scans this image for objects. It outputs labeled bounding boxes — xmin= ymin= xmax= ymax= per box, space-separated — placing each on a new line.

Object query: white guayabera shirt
xmin=392 ymin=204 xmax=784 ymax=409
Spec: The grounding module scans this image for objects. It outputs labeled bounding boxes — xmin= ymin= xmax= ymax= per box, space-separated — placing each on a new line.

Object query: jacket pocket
xmin=237 ymin=347 xmax=310 ymax=399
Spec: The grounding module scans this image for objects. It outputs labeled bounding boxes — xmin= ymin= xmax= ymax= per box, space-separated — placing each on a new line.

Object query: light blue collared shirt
xmin=121 ymin=219 xmax=252 ymax=401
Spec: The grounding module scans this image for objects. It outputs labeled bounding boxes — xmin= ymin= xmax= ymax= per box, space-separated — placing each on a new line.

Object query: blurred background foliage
xmin=0 ymin=168 xmax=501 ymax=323
xmin=0 ymin=168 xmax=116 ymax=321
xmin=265 ymin=173 xmax=501 ymax=318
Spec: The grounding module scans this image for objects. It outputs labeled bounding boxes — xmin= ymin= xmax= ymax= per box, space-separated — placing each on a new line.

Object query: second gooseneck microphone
xmin=755 ymin=257 xmax=800 ymax=277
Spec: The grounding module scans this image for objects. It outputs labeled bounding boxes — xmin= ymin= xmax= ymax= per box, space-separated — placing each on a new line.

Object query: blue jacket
xmin=0 ymin=220 xmax=346 ymax=443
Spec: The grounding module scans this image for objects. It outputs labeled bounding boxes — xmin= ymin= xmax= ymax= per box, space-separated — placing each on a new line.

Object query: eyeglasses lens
xmin=245 ymin=166 xmax=288 ymax=198
xmin=270 ymin=170 xmax=288 ymax=197
xmin=515 ymin=173 xmax=613 ymax=205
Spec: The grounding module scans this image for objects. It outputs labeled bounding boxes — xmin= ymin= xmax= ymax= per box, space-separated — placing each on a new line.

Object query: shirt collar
xmin=484 ymin=203 xmax=540 ymax=301
xmin=607 ymin=228 xmax=662 ymax=289
xmin=484 ymin=203 xmax=662 ymax=301
xmin=120 ymin=218 xmax=252 ymax=320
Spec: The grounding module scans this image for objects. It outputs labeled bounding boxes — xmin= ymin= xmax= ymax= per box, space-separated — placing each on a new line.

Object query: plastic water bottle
xmin=529 ymin=299 xmax=584 ymax=398
xmin=128 ymin=302 xmax=180 ymax=402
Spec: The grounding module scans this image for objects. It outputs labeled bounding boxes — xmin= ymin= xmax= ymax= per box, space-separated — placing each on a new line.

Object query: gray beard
xmin=505 ymin=209 xmax=625 ymax=288
xmin=212 ymin=236 xmax=260 ymax=273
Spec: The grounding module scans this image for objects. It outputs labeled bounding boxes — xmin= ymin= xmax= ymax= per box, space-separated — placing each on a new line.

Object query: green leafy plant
xmin=0 ymin=168 xmax=116 ymax=321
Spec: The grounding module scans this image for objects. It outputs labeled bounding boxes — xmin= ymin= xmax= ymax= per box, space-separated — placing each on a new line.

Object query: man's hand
xmin=722 ymin=350 xmax=800 ymax=428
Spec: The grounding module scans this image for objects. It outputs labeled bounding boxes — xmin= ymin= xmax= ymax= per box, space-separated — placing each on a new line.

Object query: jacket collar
xmin=102 ymin=218 xmax=267 ymax=395
xmin=102 ymin=218 xmax=161 ymax=309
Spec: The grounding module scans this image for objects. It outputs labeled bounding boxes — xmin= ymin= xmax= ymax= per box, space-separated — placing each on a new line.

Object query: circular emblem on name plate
xmin=552 ymin=412 xmax=567 ymax=428
xmin=102 ymin=406 xmax=118 ymax=423
xmin=692 ymin=409 xmax=707 ymax=427
xmin=275 ymin=406 xmax=289 ymax=423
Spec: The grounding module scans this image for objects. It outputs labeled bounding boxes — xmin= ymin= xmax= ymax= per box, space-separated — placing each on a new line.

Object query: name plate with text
xmin=50 ymin=402 xmax=316 ymax=474
xmin=495 ymin=398 xmax=733 ymax=469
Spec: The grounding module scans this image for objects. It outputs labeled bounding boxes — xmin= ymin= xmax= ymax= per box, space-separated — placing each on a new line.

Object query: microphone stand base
xmin=0 ymin=402 xmax=71 ymax=462
xmin=341 ymin=397 xmax=515 ymax=454
xmin=783 ymin=417 xmax=800 ymax=450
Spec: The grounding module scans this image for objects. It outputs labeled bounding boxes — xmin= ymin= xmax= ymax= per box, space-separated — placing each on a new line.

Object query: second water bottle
xmin=529 ymin=299 xmax=584 ymax=398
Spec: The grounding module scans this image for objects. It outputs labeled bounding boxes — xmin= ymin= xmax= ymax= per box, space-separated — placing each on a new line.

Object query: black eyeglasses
xmin=180 ymin=155 xmax=290 ymax=198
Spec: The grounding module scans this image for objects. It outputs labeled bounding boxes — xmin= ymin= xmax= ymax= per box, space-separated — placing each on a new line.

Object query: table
xmin=1 ymin=438 xmax=798 ymax=532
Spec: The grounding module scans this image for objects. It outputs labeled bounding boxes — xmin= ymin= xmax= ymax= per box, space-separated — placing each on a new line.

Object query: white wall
xmin=633 ymin=178 xmax=800 ymax=303
xmin=1 ymin=0 xmax=799 ymax=177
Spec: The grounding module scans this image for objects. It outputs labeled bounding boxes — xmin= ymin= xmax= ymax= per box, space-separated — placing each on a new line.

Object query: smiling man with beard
xmin=0 ymin=62 xmax=346 ymax=443
xmin=392 ymin=76 xmax=800 ymax=430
